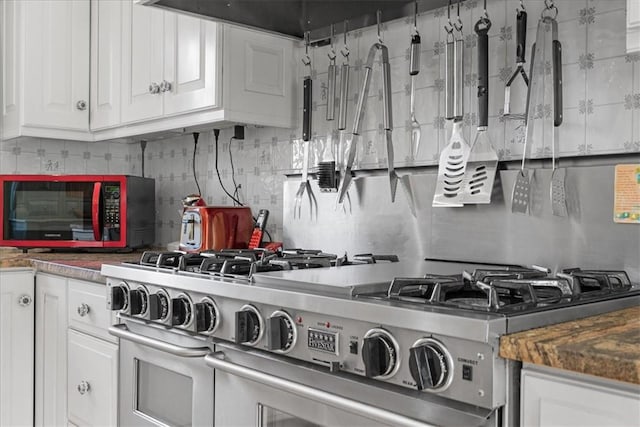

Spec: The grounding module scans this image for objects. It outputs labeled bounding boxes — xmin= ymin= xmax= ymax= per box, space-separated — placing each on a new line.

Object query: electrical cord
xmin=192 ymin=132 xmax=202 ymax=196
xmin=228 ymin=136 xmax=241 ymax=201
xmin=140 ymin=140 xmax=147 ymax=178
xmin=213 ymin=129 xmax=244 ymax=206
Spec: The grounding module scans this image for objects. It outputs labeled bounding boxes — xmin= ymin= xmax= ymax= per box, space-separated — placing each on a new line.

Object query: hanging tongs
xmin=503 ymin=0 xmax=529 ymax=120
xmin=336 ymin=10 xmax=416 ymax=216
xmin=337 ymin=20 xmax=350 ymax=172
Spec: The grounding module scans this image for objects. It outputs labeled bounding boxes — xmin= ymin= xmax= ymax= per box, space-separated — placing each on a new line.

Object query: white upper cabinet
xmin=121 ymin=2 xmax=166 ymax=123
xmin=163 ymin=12 xmax=219 ymax=115
xmin=628 ymin=0 xmax=640 ymax=52
xmin=90 ymin=0 xmax=123 ymax=130
xmin=120 ymin=3 xmax=218 ymax=123
xmin=3 ymin=0 xmax=296 ymax=141
xmin=222 ymin=24 xmax=295 ymax=129
xmin=1 ymin=0 xmax=90 ymax=141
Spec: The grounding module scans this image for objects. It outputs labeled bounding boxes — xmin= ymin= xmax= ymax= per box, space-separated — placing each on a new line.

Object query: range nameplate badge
xmin=307 ymin=328 xmax=339 ymax=355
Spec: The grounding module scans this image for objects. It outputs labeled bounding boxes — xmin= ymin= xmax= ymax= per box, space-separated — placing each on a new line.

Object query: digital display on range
xmin=307 ymin=328 xmax=339 ymax=355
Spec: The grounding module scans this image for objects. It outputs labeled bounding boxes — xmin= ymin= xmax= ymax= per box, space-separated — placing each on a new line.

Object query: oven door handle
xmin=204 ymin=352 xmax=435 ymax=427
xmin=109 ymin=324 xmax=210 ymax=358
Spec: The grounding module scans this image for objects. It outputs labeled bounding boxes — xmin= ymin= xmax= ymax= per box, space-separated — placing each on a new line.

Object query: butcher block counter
xmin=500 ymin=305 xmax=640 ymax=385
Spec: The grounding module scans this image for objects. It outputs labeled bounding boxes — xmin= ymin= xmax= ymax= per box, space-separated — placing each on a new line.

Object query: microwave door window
xmin=4 ymin=181 xmax=97 ymax=241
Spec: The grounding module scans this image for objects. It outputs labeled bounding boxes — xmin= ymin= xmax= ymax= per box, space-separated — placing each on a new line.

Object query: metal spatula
xmin=548 ymin=18 xmax=567 ymax=217
xmin=512 ymin=14 xmax=548 ymax=214
xmin=463 ymin=14 xmax=497 ymax=204
xmin=433 ymin=23 xmax=468 ymax=207
xmin=409 ymin=4 xmax=421 ymax=161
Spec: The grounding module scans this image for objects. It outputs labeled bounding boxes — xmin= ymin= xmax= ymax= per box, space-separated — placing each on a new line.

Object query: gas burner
xmin=383 ymin=269 xmax=582 ymax=312
xmin=336 ymin=253 xmax=400 ymax=266
xmin=139 ymin=251 xmax=183 ymax=268
xmin=466 ymin=266 xmax=550 ymax=283
xmin=561 ymin=268 xmax=632 ymax=294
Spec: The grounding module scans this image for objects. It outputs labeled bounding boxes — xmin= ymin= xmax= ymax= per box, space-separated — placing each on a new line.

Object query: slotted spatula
xmin=463 ymin=14 xmax=498 ymax=204
xmin=548 ymin=16 xmax=567 ymax=217
xmin=512 ymin=17 xmax=545 ymax=214
xmin=433 ymin=24 xmax=468 ymax=207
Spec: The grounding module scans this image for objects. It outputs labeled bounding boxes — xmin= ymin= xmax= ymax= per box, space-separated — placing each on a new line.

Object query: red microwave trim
xmin=0 ymin=175 xmax=129 ymax=248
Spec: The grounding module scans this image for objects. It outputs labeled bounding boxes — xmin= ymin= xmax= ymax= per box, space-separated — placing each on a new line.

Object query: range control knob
xmin=145 ymin=292 xmax=162 ymax=320
xmin=108 ymin=282 xmax=129 ymax=311
xmin=195 ymin=298 xmax=219 ymax=334
xmin=171 ymin=296 xmax=192 ymax=327
xmin=235 ymin=305 xmax=263 ymax=345
xmin=129 ymin=287 xmax=148 ymax=316
xmin=267 ymin=310 xmax=297 ymax=352
xmin=362 ymin=328 xmax=400 ymax=379
xmin=155 ymin=291 xmax=170 ymax=321
xmin=409 ymin=338 xmax=452 ymax=391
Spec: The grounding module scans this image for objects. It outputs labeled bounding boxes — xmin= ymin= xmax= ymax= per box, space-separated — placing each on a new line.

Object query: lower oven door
xmin=109 ymin=322 xmax=214 ymax=427
xmin=206 ymin=343 xmax=496 ymax=427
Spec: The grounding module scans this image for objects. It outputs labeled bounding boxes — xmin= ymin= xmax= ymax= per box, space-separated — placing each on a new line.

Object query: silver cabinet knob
xmin=149 ymin=82 xmax=161 ymax=94
xmin=77 ymin=303 xmax=90 ymax=317
xmin=160 ymin=80 xmax=172 ymax=92
xmin=18 ymin=294 xmax=32 ymax=307
xmin=76 ymin=100 xmax=87 ymax=111
xmin=77 ymin=381 xmax=91 ymax=395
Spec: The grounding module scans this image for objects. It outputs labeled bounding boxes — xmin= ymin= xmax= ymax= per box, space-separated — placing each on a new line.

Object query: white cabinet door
xmin=121 ymin=1 xmax=164 ymax=123
xmin=222 ymin=25 xmax=296 ymax=128
xmin=163 ymin=13 xmax=219 ymax=115
xmin=35 ymin=274 xmax=68 ymax=427
xmin=22 ymin=0 xmax=89 ymax=131
xmin=90 ymin=0 xmax=123 ymax=130
xmin=0 ymin=268 xmax=35 ymax=427
xmin=628 ymin=0 xmax=640 ymax=52
xmin=1 ymin=0 xmax=20 ymax=139
xmin=67 ymin=279 xmax=118 ymax=344
xmin=522 ymin=366 xmax=640 ymax=427
xmin=67 ymin=330 xmax=118 ymax=427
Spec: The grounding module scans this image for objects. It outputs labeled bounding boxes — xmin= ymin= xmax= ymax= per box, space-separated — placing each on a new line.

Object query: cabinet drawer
xmin=68 ymin=279 xmax=117 ymax=343
xmin=67 ymin=330 xmax=118 ymax=427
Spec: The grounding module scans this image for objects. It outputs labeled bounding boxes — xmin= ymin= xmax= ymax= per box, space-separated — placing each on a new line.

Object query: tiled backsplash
xmin=295 ymin=0 xmax=639 ymax=169
xmin=1 ymin=0 xmax=638 ymax=247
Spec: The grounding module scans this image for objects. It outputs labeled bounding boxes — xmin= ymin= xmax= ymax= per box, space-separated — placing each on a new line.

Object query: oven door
xmin=206 ymin=343 xmax=496 ymax=427
xmin=109 ymin=322 xmax=214 ymax=427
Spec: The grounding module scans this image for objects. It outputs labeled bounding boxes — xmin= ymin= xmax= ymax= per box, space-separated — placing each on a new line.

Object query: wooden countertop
xmin=500 ymin=306 xmax=640 ymax=384
xmin=0 ymin=247 xmax=146 ymax=282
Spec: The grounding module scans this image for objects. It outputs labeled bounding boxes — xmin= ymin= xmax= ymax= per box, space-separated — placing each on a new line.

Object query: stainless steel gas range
xmin=102 ymin=250 xmax=640 ymax=427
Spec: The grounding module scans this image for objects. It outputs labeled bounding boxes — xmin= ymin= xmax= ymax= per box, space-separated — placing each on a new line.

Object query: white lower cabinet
xmin=521 ymin=365 xmax=640 ymax=427
xmin=0 ymin=268 xmax=35 ymax=427
xmin=35 ymin=273 xmax=68 ymax=427
xmin=33 ymin=273 xmax=119 ymax=427
xmin=67 ymin=330 xmax=118 ymax=426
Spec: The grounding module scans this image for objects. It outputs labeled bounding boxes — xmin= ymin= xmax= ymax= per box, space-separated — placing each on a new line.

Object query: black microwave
xmin=0 ymin=175 xmax=155 ymax=250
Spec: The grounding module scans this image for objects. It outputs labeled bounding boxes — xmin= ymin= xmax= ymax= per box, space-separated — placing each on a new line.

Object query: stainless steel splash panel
xmin=282 ymin=163 xmax=640 ymax=282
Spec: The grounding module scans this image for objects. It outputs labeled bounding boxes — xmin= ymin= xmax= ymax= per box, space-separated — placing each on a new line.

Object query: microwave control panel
xmin=103 ymin=183 xmax=121 ymax=227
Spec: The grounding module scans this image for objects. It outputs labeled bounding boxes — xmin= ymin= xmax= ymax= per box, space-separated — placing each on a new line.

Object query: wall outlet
xmin=234 ymin=125 xmax=245 ymax=140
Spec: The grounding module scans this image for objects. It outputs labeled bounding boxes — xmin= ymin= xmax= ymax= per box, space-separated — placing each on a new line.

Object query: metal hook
xmin=454 ymin=0 xmax=463 ymax=34
xmin=542 ymin=0 xmax=558 ymax=19
xmin=377 ymin=10 xmax=383 ymax=43
xmin=341 ymin=20 xmax=350 ymax=59
xmin=445 ymin=0 xmax=454 ymax=35
xmin=302 ymin=31 xmax=311 ymax=67
xmin=518 ymin=0 xmax=525 ymax=12
xmin=483 ymin=0 xmax=489 ymax=18
xmin=328 ymin=24 xmax=336 ymax=61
